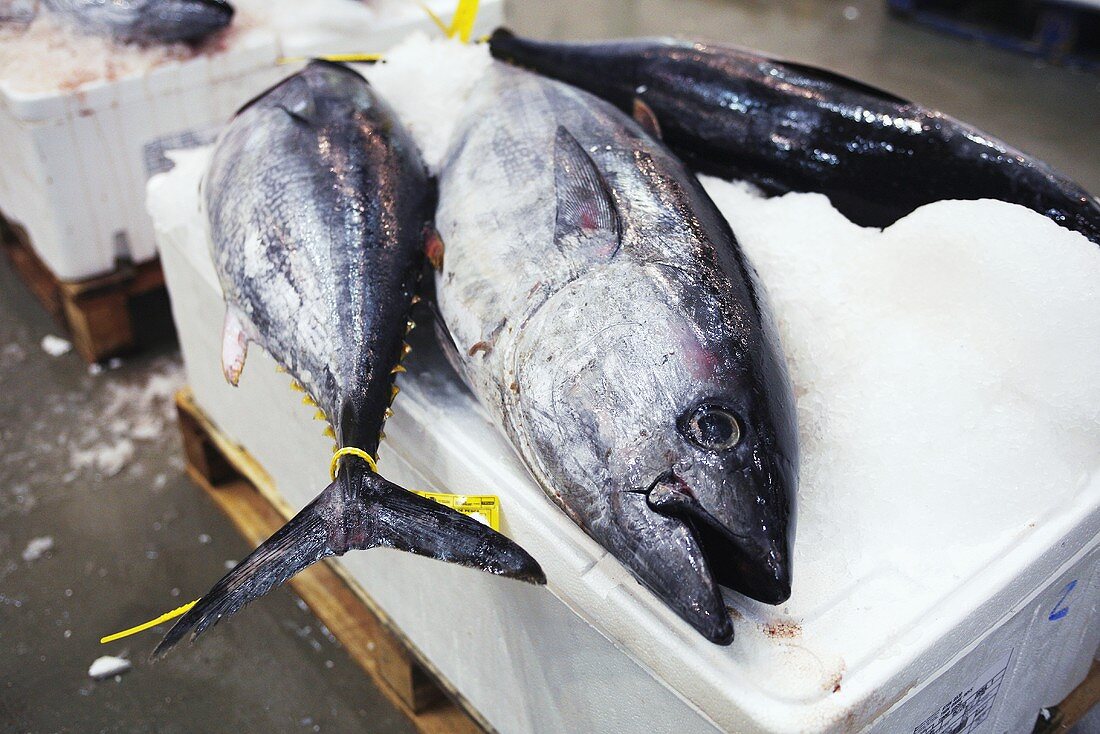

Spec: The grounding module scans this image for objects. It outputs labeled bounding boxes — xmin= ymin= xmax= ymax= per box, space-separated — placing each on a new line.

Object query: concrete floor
xmin=1 ymin=2 xmax=1098 ymax=733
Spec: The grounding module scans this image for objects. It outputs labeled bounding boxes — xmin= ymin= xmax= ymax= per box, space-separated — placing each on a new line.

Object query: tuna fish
xmin=434 ymin=64 xmax=797 ymax=645
xmin=489 ymin=31 xmax=1100 ymax=245
xmin=1 ymin=0 xmax=234 ymax=43
xmin=154 ymin=61 xmax=544 ymax=656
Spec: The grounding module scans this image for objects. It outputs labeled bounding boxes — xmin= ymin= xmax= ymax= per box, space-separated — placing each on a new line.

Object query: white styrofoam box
xmin=0 ymin=30 xmax=285 ymax=280
xmin=149 ymin=152 xmax=1100 ymax=734
xmin=0 ymin=0 xmax=502 ymax=281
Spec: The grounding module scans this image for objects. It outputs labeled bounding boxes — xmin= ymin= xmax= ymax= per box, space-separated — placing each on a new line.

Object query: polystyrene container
xmin=149 ymin=152 xmax=1100 ymax=734
xmin=0 ymin=0 xmax=502 ymax=281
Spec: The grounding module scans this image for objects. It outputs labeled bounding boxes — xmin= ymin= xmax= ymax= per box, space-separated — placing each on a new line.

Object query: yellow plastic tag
xmin=277 ymin=53 xmax=385 ymax=65
xmin=100 ymin=599 xmax=199 ymax=644
xmin=413 ymin=491 xmax=500 ymax=531
xmin=448 ymin=0 xmax=480 ymax=43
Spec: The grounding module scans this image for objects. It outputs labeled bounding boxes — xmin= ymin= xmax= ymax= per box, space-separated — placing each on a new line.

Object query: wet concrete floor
xmin=1 ymin=1 xmax=1098 ymax=733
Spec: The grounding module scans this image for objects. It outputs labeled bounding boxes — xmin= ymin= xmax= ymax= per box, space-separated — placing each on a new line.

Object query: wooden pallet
xmin=0 ymin=216 xmax=166 ymax=363
xmin=174 ymin=388 xmax=487 ymax=734
xmin=1033 ymin=661 xmax=1100 ymax=733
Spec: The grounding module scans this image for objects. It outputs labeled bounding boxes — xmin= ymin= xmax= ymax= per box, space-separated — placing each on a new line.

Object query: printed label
xmin=913 ymin=649 xmax=1013 ymax=734
xmin=412 ymin=491 xmax=501 ymax=531
xmin=142 ymin=125 xmax=221 ymax=178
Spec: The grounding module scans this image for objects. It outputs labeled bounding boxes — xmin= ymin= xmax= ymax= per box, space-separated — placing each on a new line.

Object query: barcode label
xmin=412 ymin=491 xmax=501 ymax=531
xmin=913 ymin=649 xmax=1013 ymax=734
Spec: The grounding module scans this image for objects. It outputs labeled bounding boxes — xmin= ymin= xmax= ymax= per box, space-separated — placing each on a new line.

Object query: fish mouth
xmin=644 ymin=471 xmax=792 ymax=605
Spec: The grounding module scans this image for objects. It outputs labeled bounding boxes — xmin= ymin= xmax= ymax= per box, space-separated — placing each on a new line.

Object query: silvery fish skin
xmin=1 ymin=0 xmax=234 ymax=43
xmin=154 ymin=62 xmax=544 ymax=657
xmin=435 ymin=64 xmax=797 ymax=644
xmin=490 ymin=32 xmax=1100 ymax=245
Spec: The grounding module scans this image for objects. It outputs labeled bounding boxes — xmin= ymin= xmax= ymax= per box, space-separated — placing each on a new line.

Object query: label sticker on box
xmin=412 ymin=491 xmax=500 ymax=531
xmin=912 ymin=648 xmax=1013 ymax=734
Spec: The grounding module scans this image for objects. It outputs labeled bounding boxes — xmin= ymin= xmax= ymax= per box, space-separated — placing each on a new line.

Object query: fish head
xmin=131 ymin=0 xmax=233 ymax=43
xmin=512 ymin=265 xmax=797 ymax=643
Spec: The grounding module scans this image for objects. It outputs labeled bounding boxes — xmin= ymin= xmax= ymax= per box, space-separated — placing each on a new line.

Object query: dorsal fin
xmin=777 ymin=59 xmax=911 ymax=106
xmin=553 ymin=126 xmax=622 ymax=261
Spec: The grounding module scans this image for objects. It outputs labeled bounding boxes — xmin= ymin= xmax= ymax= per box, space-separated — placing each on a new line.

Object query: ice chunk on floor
xmin=21 ymin=536 xmax=53 ymax=562
xmin=87 ymin=655 xmax=131 ymax=679
xmin=40 ymin=335 xmax=71 ymax=357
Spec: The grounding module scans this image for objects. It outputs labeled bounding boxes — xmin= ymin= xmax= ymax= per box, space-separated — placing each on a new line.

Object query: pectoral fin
xmin=553 ymin=126 xmax=622 ymax=262
xmin=220 ymin=308 xmax=249 ymax=386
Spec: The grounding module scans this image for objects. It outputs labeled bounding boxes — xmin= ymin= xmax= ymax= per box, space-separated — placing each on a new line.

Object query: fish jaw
xmin=647 ymin=469 xmax=792 ymax=605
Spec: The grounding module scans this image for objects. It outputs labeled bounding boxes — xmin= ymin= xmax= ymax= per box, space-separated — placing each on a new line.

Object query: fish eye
xmin=682 ymin=405 xmax=741 ymax=451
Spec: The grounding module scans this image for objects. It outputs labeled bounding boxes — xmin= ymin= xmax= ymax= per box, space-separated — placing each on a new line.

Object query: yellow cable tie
xmin=417 ymin=0 xmax=450 ymax=34
xmin=329 ymin=447 xmax=377 ymax=480
xmin=445 ymin=0 xmax=479 ymax=43
xmin=278 ymin=53 xmax=384 ymax=65
xmin=100 ymin=599 xmax=199 ymax=644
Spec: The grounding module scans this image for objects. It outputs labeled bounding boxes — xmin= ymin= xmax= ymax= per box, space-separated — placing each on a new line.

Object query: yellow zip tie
xmin=417 ymin=0 xmax=449 ymax=34
xmin=100 ymin=599 xmax=199 ymax=644
xmin=330 ymin=447 xmax=377 ymax=480
xmin=448 ymin=0 xmax=479 ymax=43
xmin=278 ymin=53 xmax=385 ymax=64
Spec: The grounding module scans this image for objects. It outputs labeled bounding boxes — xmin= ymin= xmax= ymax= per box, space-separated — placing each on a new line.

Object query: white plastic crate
xmin=0 ymin=0 xmax=502 ymax=282
xmin=149 ymin=150 xmax=1100 ymax=734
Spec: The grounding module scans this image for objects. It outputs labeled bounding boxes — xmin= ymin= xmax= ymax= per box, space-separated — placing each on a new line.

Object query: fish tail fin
xmin=153 ymin=462 xmax=543 ymax=658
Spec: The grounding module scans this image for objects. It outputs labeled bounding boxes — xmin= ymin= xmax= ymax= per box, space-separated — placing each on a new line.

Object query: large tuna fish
xmin=155 ymin=62 xmax=544 ymax=656
xmin=1 ymin=0 xmax=234 ymax=43
xmin=434 ymin=64 xmax=797 ymax=645
xmin=489 ymin=31 xmax=1100 ymax=245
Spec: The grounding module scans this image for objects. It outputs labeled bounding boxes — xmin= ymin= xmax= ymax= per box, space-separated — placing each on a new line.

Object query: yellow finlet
xmin=384 ymin=407 xmax=395 ymax=419
xmin=313 ymin=409 xmax=327 ymax=421
xmin=323 ymin=426 xmax=336 ymax=439
xmin=302 ymin=395 xmax=317 ymax=407
xmin=411 ymin=294 xmax=422 ymax=304
xmin=290 ymin=380 xmax=305 ymax=392
xmin=100 ymin=599 xmax=199 ymax=644
xmin=391 ymin=364 xmax=407 ymax=374
xmin=275 ymin=364 xmax=287 ymax=373
xmin=390 ymin=385 xmax=401 ymax=401
xmin=406 ymin=319 xmax=416 ymax=333
xmin=401 ymin=343 xmax=412 ymax=358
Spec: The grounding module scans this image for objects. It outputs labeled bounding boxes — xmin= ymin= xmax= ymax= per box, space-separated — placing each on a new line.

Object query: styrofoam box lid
xmin=150 ymin=149 xmax=1100 ymax=731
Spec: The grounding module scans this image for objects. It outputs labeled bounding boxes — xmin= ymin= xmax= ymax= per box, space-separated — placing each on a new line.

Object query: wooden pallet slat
xmin=0 ymin=216 xmax=166 ymax=363
xmin=174 ymin=388 xmax=486 ymax=734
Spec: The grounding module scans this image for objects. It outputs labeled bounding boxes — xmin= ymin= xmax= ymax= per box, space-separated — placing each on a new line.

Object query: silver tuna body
xmin=436 ymin=65 xmax=798 ymax=644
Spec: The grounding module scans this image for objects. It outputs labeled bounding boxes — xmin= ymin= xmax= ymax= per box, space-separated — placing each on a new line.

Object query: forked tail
xmin=153 ymin=462 xmax=544 ymax=657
